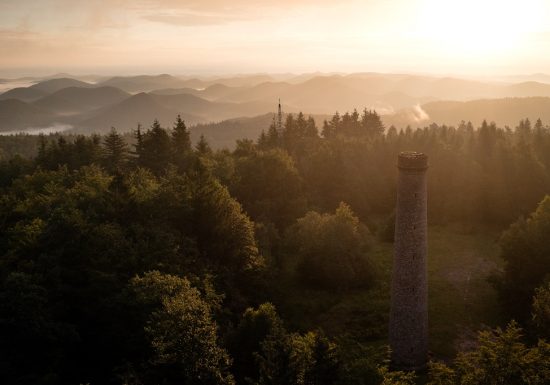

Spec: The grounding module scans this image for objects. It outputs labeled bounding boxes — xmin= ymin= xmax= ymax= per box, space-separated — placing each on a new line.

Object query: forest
xmin=1 ymin=110 xmax=550 ymax=385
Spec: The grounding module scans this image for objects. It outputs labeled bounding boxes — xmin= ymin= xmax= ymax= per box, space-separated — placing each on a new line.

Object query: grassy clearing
xmin=427 ymin=223 xmax=504 ymax=358
xmin=275 ymin=223 xmax=505 ymax=361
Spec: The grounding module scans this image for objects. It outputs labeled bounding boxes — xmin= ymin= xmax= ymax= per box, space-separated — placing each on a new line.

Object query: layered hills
xmin=1 ymin=72 xmax=550 ymax=143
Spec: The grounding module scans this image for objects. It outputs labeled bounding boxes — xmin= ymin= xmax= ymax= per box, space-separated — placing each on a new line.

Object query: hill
xmin=190 ymin=113 xmax=275 ymax=149
xmin=0 ymin=87 xmax=48 ymax=102
xmin=98 ymin=74 xmax=277 ymax=93
xmin=149 ymin=93 xmax=277 ymax=121
xmin=151 ymin=84 xmax=247 ymax=101
xmin=5 ymin=73 xmax=550 ymax=135
xmin=76 ymin=92 xmax=203 ymax=132
xmin=202 ymin=74 xmax=277 ymax=88
xmin=215 ymin=76 xmax=433 ymax=112
xmin=190 ymin=112 xmax=331 ymax=149
xmin=33 ymin=86 xmax=130 ymax=115
xmin=502 ymin=81 xmax=550 ymax=97
xmin=384 ymin=97 xmax=550 ymax=128
xmin=98 ymin=74 xmax=191 ymax=93
xmin=28 ymin=77 xmax=94 ymax=93
xmin=149 ymin=87 xmax=202 ymax=96
xmin=199 ymin=83 xmax=245 ymax=100
xmin=0 ymin=99 xmax=58 ymax=131
xmin=422 ymin=97 xmax=550 ymax=127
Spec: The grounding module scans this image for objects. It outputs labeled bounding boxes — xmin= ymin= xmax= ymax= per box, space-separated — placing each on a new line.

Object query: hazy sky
xmin=1 ymin=0 xmax=549 ymax=77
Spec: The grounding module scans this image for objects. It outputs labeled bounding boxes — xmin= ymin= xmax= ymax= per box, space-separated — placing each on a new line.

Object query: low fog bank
xmin=0 ymin=124 xmax=74 ymax=136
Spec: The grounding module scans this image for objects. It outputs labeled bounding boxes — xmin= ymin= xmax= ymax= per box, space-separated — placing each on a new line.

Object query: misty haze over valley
xmin=4 ymin=72 xmax=550 ymax=147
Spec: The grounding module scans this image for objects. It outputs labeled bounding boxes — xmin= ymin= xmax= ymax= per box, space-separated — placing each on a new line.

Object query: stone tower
xmin=389 ymin=151 xmax=429 ymax=371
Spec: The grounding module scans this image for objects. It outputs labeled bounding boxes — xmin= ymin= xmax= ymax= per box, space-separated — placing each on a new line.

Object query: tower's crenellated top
xmin=398 ymin=151 xmax=428 ymax=170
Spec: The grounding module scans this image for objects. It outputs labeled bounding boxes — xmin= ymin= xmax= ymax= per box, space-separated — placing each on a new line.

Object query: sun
xmin=416 ymin=0 xmax=545 ymax=57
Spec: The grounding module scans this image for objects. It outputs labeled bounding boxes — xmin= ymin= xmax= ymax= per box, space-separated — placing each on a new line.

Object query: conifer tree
xmin=139 ymin=119 xmax=172 ymax=175
xmin=196 ymin=135 xmax=212 ymax=155
xmin=133 ymin=123 xmax=143 ymax=159
xmin=171 ymin=115 xmax=191 ymax=167
xmin=102 ymin=127 xmax=128 ymax=173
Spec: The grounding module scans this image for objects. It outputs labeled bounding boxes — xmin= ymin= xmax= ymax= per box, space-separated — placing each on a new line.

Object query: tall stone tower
xmin=389 ymin=151 xmax=429 ymax=371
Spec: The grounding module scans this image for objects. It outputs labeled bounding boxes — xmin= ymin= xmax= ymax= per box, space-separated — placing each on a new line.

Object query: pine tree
xmin=140 ymin=120 xmax=172 ymax=175
xmin=132 ymin=123 xmax=143 ymax=161
xmin=196 ymin=135 xmax=212 ymax=155
xmin=266 ymin=123 xmax=281 ymax=148
xmin=102 ymin=127 xmax=128 ymax=173
xmin=171 ymin=115 xmax=191 ymax=166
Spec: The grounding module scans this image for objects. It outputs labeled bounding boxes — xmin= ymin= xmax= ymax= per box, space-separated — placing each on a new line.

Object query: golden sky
xmin=1 ymin=0 xmax=549 ymax=76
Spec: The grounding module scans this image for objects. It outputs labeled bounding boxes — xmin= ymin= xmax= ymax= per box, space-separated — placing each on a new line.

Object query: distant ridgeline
xmin=5 ymin=74 xmax=550 ymax=136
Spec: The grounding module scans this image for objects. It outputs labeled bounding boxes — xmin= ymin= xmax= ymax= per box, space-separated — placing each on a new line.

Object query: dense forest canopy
xmin=0 ymin=110 xmax=549 ymax=384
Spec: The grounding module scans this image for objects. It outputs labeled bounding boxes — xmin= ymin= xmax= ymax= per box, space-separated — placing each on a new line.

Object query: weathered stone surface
xmin=389 ymin=151 xmax=429 ymax=371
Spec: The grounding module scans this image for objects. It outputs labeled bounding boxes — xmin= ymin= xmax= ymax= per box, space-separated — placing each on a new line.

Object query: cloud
xmin=143 ymin=11 xmax=246 ymax=26
xmin=0 ymin=124 xmax=73 ymax=136
xmin=410 ymin=104 xmax=430 ymax=122
xmin=132 ymin=0 xmax=342 ymax=26
xmin=134 ymin=0 xmax=331 ymax=11
xmin=0 ymin=28 xmax=37 ymax=40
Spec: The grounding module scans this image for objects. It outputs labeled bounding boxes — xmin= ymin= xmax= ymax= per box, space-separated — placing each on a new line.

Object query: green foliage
xmin=333 ymin=339 xmax=388 ymax=385
xmin=255 ymin=329 xmax=340 ymax=385
xmin=0 ymin=144 xmax=264 ymax=383
xmin=171 ymin=115 xmax=192 ymax=169
xmin=192 ymin=172 xmax=262 ymax=272
xmin=101 ymin=127 xmax=128 ymax=173
xmin=130 ymin=271 xmax=234 ymax=385
xmin=2 ymin=114 xmax=550 ymax=384
xmin=124 ymin=167 xmax=161 ymax=204
xmin=230 ymin=302 xmax=342 ymax=385
xmin=35 ymin=134 xmax=101 ymax=170
xmin=0 ymin=133 xmax=44 ymax=160
xmin=378 ymin=210 xmax=395 ymax=243
xmin=532 ymin=282 xmax=550 ymax=339
xmin=497 ymin=196 xmax=550 ymax=320
xmin=230 ymin=303 xmax=286 ymax=383
xmin=197 ymin=134 xmax=213 ymax=155
xmin=426 ymin=361 xmax=457 ymax=385
xmin=282 ymin=112 xmax=318 ymax=154
xmin=377 ymin=367 xmax=416 ymax=385
xmin=232 ymin=147 xmax=306 ymax=229
xmin=0 ymin=272 xmax=76 ymax=385
xmin=427 ymin=322 xmax=550 ymax=385
xmin=0 ymin=154 xmax=33 ymax=188
xmin=322 ymin=109 xmax=384 ymax=139
xmin=138 ymin=120 xmax=172 ymax=175
xmin=284 ymin=202 xmax=374 ymax=289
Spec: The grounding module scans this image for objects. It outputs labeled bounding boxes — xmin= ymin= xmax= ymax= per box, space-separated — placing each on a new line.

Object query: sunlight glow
xmin=416 ymin=0 xmax=545 ymax=57
xmin=1 ymin=0 xmax=550 ymax=75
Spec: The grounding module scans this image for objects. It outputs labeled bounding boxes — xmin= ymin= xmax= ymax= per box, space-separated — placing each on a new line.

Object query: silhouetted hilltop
xmin=219 ymin=81 xmax=291 ymax=103
xmin=3 ymin=73 xmax=550 ymax=134
xmin=422 ymin=97 xmax=550 ymax=126
xmin=77 ymin=92 xmax=203 ymax=132
xmin=149 ymin=87 xmax=202 ymax=96
xmin=191 ymin=113 xmax=275 ymax=149
xmin=0 ymin=87 xmax=48 ymax=102
xmin=0 ymin=99 xmax=57 ymax=131
xmin=149 ymin=84 xmax=246 ymax=101
xmin=503 ymin=82 xmax=550 ymax=97
xmin=384 ymin=97 xmax=550 ymax=127
xmin=204 ymin=74 xmax=276 ymax=87
xmin=29 ymin=77 xmax=94 ymax=93
xmin=33 ymin=86 xmax=130 ymax=114
xmin=199 ymin=84 xmax=246 ymax=100
xmin=99 ymin=74 xmax=190 ymax=93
